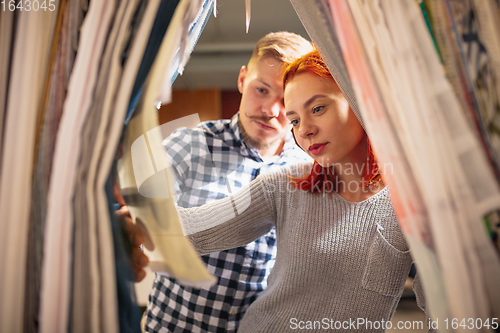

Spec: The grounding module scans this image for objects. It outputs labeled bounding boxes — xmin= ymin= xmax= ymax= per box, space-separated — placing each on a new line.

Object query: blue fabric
xmin=125 ymin=0 xmax=181 ymax=124
xmin=125 ymin=0 xmax=214 ymax=124
xmin=168 ymin=0 xmax=213 ymax=87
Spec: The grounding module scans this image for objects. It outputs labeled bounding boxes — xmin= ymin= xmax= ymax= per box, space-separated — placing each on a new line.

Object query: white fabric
xmin=0 ymin=6 xmax=59 ymax=332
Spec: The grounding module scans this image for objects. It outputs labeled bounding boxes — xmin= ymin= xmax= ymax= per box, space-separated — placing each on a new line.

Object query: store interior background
xmin=150 ymin=0 xmax=426 ymax=331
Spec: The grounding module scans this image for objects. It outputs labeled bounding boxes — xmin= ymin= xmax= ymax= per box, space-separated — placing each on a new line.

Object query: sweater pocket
xmin=361 ymin=231 xmax=412 ymax=297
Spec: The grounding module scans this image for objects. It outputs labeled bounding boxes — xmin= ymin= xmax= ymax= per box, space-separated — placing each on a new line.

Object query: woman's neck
xmin=332 ymin=138 xmax=383 ymax=202
xmin=336 ymin=175 xmax=384 ymax=203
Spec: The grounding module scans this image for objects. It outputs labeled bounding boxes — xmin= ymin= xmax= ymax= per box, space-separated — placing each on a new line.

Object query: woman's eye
xmin=312 ymin=106 xmax=324 ymax=113
xmin=257 ymin=87 xmax=267 ymax=94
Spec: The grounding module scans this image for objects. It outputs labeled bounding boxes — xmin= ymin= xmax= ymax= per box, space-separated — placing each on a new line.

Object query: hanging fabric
xmin=117 ymin=0 xmax=217 ymax=289
xmin=327 ymin=0 xmax=500 ymax=326
xmin=25 ymin=1 xmax=84 ymax=331
xmin=423 ymin=0 xmax=500 ymax=182
xmin=0 ymin=0 xmax=232 ymax=332
xmin=287 ymin=0 xmax=363 ymax=129
xmin=158 ymin=0 xmax=214 ymax=103
xmin=39 ymin=1 xmax=118 ymax=332
xmin=70 ymin=0 xmax=147 ymax=331
xmin=90 ymin=0 xmax=167 ymax=330
xmin=0 ymin=4 xmax=60 ymax=332
xmin=125 ymin=0 xmax=181 ymax=124
xmin=470 ymin=0 xmax=500 ymax=157
xmin=0 ymin=10 xmax=15 ymax=173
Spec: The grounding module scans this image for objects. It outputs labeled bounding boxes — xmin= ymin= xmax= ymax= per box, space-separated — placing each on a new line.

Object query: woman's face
xmin=284 ymin=72 xmax=365 ymax=168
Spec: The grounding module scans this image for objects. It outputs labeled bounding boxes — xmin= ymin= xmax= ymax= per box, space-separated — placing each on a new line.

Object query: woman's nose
xmin=298 ymin=121 xmax=316 ymax=138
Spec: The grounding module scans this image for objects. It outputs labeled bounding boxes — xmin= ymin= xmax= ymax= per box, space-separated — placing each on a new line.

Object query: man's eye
xmin=290 ymin=119 xmax=299 ymax=127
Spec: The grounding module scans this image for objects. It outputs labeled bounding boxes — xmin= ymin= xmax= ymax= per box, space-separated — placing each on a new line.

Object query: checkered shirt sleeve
xmin=145 ymin=116 xmax=311 ymax=333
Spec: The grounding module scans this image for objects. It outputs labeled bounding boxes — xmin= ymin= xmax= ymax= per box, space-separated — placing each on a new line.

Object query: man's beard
xmin=238 ymin=116 xmax=283 ymax=150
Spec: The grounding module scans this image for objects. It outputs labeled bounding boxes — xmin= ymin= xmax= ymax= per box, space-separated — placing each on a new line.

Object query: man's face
xmin=237 ymin=56 xmax=291 ymax=149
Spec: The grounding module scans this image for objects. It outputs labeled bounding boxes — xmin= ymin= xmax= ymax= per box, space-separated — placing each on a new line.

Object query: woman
xmin=178 ymin=50 xmax=431 ymax=332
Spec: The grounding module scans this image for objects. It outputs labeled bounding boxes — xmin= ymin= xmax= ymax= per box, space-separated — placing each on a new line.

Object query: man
xmin=144 ymin=31 xmax=313 ymax=333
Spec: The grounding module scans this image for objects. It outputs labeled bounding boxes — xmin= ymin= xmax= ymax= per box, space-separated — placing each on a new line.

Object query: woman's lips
xmin=308 ymin=143 xmax=327 ymax=155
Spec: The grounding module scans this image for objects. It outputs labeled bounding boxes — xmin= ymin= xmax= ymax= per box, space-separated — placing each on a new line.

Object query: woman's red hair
xmin=283 ymin=50 xmax=381 ymax=193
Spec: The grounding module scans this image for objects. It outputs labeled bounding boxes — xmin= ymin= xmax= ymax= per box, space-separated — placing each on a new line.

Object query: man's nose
xmin=262 ymin=99 xmax=283 ymax=118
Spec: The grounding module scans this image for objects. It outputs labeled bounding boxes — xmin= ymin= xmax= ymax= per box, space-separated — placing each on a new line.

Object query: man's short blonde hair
xmin=247 ymin=31 xmax=314 ymax=71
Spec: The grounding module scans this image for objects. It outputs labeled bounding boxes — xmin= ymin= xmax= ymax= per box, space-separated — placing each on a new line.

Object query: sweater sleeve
xmin=413 ymin=272 xmax=437 ymax=333
xmin=177 ymin=176 xmax=276 ymax=255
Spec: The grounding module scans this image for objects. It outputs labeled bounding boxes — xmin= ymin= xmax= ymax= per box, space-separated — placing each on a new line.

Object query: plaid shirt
xmin=144 ymin=113 xmax=311 ymax=332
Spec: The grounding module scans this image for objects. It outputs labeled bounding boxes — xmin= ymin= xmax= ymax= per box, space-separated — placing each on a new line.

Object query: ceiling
xmin=172 ymin=0 xmax=309 ymax=91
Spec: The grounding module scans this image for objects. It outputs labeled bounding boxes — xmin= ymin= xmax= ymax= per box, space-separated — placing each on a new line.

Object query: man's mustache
xmin=246 ymin=114 xmax=277 ymax=128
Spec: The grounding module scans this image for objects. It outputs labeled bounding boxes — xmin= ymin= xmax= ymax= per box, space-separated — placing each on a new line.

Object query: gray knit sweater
xmin=178 ymin=164 xmax=431 ymax=332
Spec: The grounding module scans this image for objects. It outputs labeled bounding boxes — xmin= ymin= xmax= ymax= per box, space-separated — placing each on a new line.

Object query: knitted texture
xmin=178 ymin=164 xmax=428 ymax=333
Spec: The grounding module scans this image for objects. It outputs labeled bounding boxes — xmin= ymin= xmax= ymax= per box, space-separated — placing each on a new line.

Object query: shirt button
xmin=240 ymin=274 xmax=247 ymax=280
xmin=230 ymin=309 xmax=237 ymax=316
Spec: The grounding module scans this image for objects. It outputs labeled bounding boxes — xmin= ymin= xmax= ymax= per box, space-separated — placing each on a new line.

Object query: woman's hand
xmin=115 ymin=205 xmax=150 ymax=282
xmin=114 ymin=182 xmax=149 ymax=282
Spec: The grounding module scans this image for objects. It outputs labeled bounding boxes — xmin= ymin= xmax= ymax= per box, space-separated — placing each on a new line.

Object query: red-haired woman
xmin=178 ymin=49 xmax=432 ymax=333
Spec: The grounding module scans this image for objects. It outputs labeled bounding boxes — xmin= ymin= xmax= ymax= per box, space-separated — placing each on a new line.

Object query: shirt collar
xmin=229 ymin=112 xmax=242 ymax=142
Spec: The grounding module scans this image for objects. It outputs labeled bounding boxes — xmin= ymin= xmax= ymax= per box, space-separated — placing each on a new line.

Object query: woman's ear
xmin=237 ymin=66 xmax=247 ymax=94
